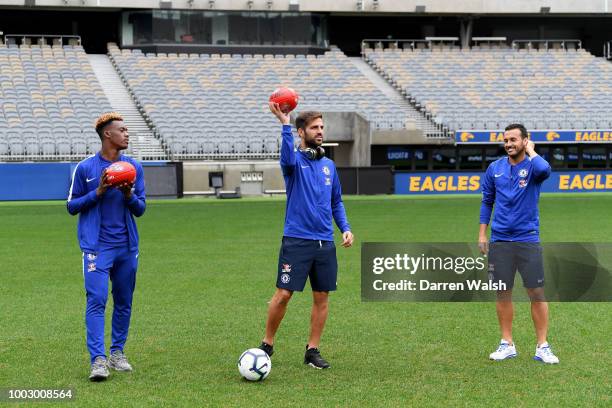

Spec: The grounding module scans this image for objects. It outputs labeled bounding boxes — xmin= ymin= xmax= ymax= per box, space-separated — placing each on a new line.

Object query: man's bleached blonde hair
xmin=95 ymin=112 xmax=124 ymax=139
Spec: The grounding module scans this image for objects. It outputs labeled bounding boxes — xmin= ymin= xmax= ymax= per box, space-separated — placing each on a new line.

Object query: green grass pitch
xmin=0 ymin=195 xmax=610 ymax=407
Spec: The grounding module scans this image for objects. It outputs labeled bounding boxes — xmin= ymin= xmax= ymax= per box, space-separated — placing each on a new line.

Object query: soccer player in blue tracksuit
xmin=258 ymin=103 xmax=354 ymax=369
xmin=67 ymin=112 xmax=146 ymax=381
xmin=479 ymin=123 xmax=559 ymax=364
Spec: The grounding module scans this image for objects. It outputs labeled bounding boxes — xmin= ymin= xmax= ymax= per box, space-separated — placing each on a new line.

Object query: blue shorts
xmin=276 ymin=236 xmax=337 ymax=292
xmin=488 ymin=242 xmax=544 ymax=289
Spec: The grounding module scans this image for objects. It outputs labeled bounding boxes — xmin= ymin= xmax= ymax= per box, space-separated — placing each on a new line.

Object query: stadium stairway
xmin=88 ymin=54 xmax=167 ymax=160
xmin=349 ymin=57 xmax=447 ymax=138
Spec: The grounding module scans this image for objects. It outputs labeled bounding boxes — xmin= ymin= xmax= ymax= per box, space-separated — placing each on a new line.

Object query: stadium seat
xmin=108 ymin=43 xmax=408 ymax=159
xmin=364 ymin=46 xmax=612 ymax=131
xmin=0 ymin=45 xmax=112 ymax=160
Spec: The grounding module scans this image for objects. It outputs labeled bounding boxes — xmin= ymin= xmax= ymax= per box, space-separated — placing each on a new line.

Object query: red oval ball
xmin=269 ymin=87 xmax=299 ymax=113
xmin=106 ymin=161 xmax=136 ymax=186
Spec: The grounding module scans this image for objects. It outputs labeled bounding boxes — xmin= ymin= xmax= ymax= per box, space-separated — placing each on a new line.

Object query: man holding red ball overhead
xmin=258 ymin=101 xmax=354 ymax=369
xmin=67 ymin=112 xmax=146 ymax=381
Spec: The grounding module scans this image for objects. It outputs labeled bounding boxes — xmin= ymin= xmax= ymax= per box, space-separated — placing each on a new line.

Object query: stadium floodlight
xmin=267 ymin=0 xmax=273 ymax=9
xmin=356 ymin=0 xmax=364 ymax=11
xmin=247 ymin=0 xmax=253 ymax=9
xmin=209 ymin=0 xmax=215 ymax=8
xmin=187 ymin=0 xmax=194 ymax=7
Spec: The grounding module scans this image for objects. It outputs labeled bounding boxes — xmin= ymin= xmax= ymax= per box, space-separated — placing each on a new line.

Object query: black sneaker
xmin=259 ymin=342 xmax=274 ymax=357
xmin=304 ymin=346 xmax=330 ymax=369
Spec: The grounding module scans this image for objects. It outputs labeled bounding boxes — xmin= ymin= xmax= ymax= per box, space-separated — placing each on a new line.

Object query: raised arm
xmin=525 ymin=140 xmax=551 ymax=182
xmin=270 ymin=102 xmax=295 ymax=176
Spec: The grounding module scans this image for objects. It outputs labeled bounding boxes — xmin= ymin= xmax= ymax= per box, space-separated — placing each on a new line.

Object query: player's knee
xmin=112 ymin=290 xmax=134 ymax=307
xmin=112 ymin=300 xmax=132 ymax=313
xmin=527 ymin=287 xmax=546 ymax=302
xmin=274 ymin=289 xmax=293 ymax=305
xmin=312 ymin=291 xmax=329 ymax=307
xmin=87 ymin=291 xmax=108 ymax=309
xmin=496 ymin=289 xmax=513 ymax=302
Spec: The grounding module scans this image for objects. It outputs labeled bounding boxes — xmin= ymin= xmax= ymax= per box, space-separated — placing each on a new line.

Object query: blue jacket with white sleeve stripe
xmin=67 ymin=152 xmax=146 ymax=253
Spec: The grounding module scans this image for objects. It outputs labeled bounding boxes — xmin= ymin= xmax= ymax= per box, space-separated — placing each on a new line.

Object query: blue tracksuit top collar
xmin=96 ymin=151 xmax=125 ymax=163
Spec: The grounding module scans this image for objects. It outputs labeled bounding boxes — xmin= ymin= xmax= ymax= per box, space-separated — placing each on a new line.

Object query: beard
xmin=304 ymin=135 xmax=322 ymax=149
xmin=305 ymin=140 xmax=319 ymax=149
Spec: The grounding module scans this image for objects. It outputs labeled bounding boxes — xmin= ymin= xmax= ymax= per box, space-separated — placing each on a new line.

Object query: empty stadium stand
xmin=108 ymin=44 xmax=417 ymax=160
xmin=364 ymin=43 xmax=612 ymax=132
xmin=88 ymin=54 xmax=166 ymax=160
xmin=0 ymin=42 xmax=113 ymax=160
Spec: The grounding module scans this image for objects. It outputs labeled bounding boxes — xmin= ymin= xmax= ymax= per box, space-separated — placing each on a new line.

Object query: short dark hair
xmin=504 ymin=123 xmax=528 ymax=138
xmin=95 ymin=112 xmax=123 ymax=140
xmin=295 ymin=111 xmax=323 ymax=131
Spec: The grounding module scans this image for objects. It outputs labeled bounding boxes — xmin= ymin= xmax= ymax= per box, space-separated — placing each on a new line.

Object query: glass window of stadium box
xmin=122 ymin=10 xmax=327 ymax=46
xmin=581 ymin=146 xmax=607 ymax=169
xmin=458 ymin=148 xmax=484 ymax=170
xmin=567 ymin=146 xmax=579 ymax=169
xmin=540 ymin=146 xmax=566 ymax=169
xmin=432 ymin=148 xmax=458 ymax=170
xmin=125 ymin=12 xmax=153 ymax=44
xmin=484 ymin=146 xmax=505 ymax=167
xmin=382 ymin=146 xmax=412 ymax=169
xmin=413 ymin=149 xmax=429 ymax=170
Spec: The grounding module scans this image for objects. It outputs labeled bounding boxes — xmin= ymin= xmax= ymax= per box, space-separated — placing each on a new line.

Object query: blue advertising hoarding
xmin=396 ymin=170 xmax=612 ymax=195
xmin=0 ymin=162 xmax=173 ymax=201
xmin=0 ymin=163 xmax=74 ymax=201
xmin=456 ymin=130 xmax=612 ymax=144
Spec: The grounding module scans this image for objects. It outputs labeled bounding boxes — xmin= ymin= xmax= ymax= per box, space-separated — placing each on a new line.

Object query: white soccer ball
xmin=238 ymin=348 xmax=272 ymax=381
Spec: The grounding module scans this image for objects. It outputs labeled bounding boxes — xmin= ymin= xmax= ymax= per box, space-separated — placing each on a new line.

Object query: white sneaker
xmin=108 ymin=350 xmax=133 ymax=372
xmin=534 ymin=342 xmax=559 ymax=364
xmin=489 ymin=340 xmax=517 ymax=361
xmin=89 ymin=356 xmax=109 ymax=381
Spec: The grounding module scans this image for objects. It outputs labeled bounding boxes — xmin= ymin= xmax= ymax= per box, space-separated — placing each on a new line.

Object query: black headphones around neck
xmin=300 ymin=146 xmax=326 ymax=160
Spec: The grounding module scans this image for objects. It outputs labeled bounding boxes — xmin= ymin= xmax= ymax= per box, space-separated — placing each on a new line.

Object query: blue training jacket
xmin=280 ymin=124 xmax=351 ymax=241
xmin=67 ymin=152 xmax=146 ymax=253
xmin=480 ymin=154 xmax=551 ymax=242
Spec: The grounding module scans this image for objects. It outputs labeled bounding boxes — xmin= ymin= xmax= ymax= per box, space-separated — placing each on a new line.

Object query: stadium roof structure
xmin=1 ymin=0 xmax=611 ymax=14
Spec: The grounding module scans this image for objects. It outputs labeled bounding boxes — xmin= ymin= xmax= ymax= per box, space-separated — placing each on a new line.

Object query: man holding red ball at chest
xmin=67 ymin=112 xmax=146 ymax=381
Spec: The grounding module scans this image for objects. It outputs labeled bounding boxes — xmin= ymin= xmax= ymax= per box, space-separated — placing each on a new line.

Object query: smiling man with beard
xmin=478 ymin=123 xmax=559 ymax=364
